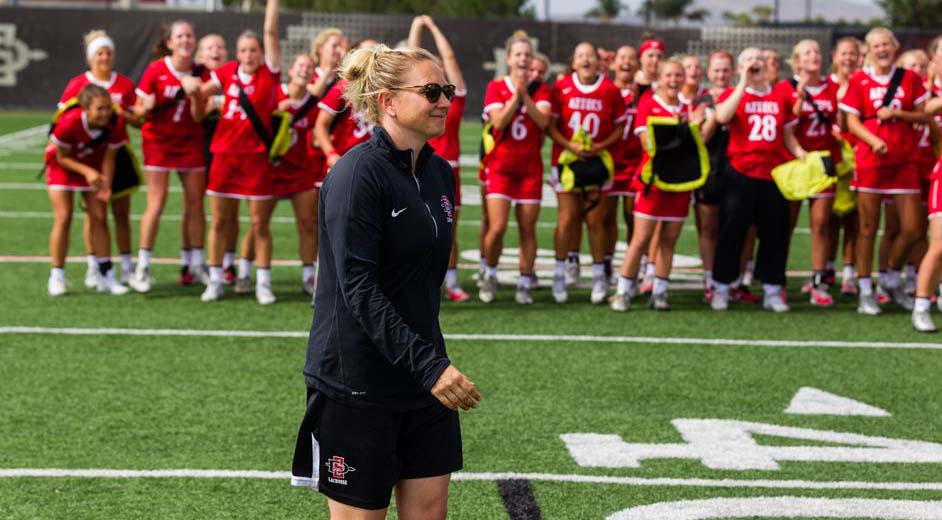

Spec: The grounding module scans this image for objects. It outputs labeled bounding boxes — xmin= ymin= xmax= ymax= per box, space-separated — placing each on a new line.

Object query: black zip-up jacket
xmin=304 ymin=127 xmax=455 ymax=411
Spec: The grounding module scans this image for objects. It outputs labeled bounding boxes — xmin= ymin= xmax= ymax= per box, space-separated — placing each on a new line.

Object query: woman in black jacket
xmin=291 ymin=44 xmax=481 ymax=519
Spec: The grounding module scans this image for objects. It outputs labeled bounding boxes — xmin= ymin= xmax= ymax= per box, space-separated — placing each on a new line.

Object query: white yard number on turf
xmin=561 ymin=419 xmax=942 ymax=471
xmin=747 ymin=114 xmax=777 ymax=142
xmin=607 ymin=497 xmax=942 ymax=520
xmin=567 ymin=111 xmax=601 ymax=139
xmin=511 ymin=114 xmax=528 ymax=140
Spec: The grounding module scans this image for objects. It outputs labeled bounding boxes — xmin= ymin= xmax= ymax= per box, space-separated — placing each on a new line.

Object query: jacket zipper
xmin=409 ymin=151 xmax=439 ymax=238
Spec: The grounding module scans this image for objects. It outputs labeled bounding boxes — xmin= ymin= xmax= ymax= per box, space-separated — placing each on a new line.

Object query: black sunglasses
xmin=390 ymin=83 xmax=456 ymax=103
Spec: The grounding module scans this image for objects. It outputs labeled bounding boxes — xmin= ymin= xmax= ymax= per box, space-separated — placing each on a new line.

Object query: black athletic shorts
xmin=290 ymin=388 xmax=462 ymax=510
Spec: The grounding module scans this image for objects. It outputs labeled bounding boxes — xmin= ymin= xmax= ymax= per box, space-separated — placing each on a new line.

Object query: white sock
xmin=703 ymin=270 xmax=713 ymax=289
xmin=567 ymin=251 xmax=580 ymax=262
xmin=517 ymin=275 xmax=532 ymax=289
xmin=302 ymin=264 xmax=315 ymax=282
xmin=906 ymin=263 xmax=917 ymax=280
xmin=120 ymin=253 xmax=133 ymax=274
xmin=746 ymin=260 xmax=755 ymax=273
xmin=223 ymin=251 xmax=235 ymax=270
xmin=883 ymin=269 xmax=901 ymax=289
xmin=555 ymin=260 xmax=566 ymax=276
xmin=826 ymin=260 xmax=836 ymax=271
xmin=138 ymin=249 xmax=152 ymax=269
xmin=645 ymin=263 xmax=656 ymax=277
xmin=257 ymin=268 xmax=271 ymax=286
xmin=714 ymin=282 xmax=730 ymax=296
xmin=859 ymin=277 xmax=873 ymax=295
xmin=190 ymin=247 xmax=204 ymax=268
xmin=209 ymin=266 xmax=223 ymax=284
xmin=617 ymin=276 xmax=635 ymax=295
xmin=238 ymin=258 xmax=252 ymax=279
xmin=479 ymin=257 xmax=487 ymax=271
xmin=591 ymin=262 xmax=606 ymax=279
xmin=445 ymin=268 xmax=459 ymax=289
xmin=51 ymin=266 xmax=66 ymax=281
xmin=180 ymin=248 xmax=191 ymax=267
xmin=639 ymin=254 xmax=648 ymax=272
xmin=653 ymin=277 xmax=669 ymax=296
xmin=915 ymin=296 xmax=931 ymax=313
xmin=763 ymin=283 xmax=782 ymax=298
xmin=86 ymin=254 xmax=96 ymax=269
xmin=843 ymin=265 xmax=855 ymax=281
xmin=486 ymin=265 xmax=498 ymax=279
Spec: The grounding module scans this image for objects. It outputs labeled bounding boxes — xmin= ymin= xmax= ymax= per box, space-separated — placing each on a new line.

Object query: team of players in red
xmin=42 ymin=18 xmax=942 ymax=331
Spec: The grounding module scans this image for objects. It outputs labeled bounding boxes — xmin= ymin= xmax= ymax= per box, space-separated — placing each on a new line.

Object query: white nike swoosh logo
xmin=391 ymin=207 xmax=407 ymax=217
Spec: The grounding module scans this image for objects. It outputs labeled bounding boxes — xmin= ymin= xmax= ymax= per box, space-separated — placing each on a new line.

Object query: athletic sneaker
xmin=912 ymin=310 xmax=938 ymax=333
xmin=590 ymin=276 xmax=609 ymax=304
xmin=479 ymin=275 xmax=497 ymax=303
xmin=609 ymin=292 xmax=631 ymax=312
xmin=256 ymin=281 xmax=277 ymax=305
xmin=515 ymin=285 xmax=533 ymax=305
xmin=552 ymin=272 xmax=568 ymax=304
xmin=48 ymin=276 xmax=67 ymax=297
xmin=840 ymin=276 xmax=858 ymax=297
xmin=301 ymin=276 xmax=316 ymax=296
xmin=809 ymin=286 xmax=835 ymax=307
xmin=711 ymin=288 xmax=729 ymax=311
xmin=223 ymin=265 xmax=237 ymax=285
xmin=565 ymin=258 xmax=580 ymax=287
xmin=875 ymin=285 xmax=892 ymax=305
xmin=824 ymin=269 xmax=836 ymax=287
xmin=445 ymin=287 xmax=470 ymax=302
xmin=128 ymin=265 xmax=153 ymax=293
xmin=200 ymin=282 xmax=223 ymax=302
xmin=119 ymin=267 xmax=131 ymax=285
xmin=177 ymin=266 xmax=194 ymax=286
xmin=475 ymin=267 xmax=486 ymax=288
xmin=234 ymin=276 xmax=253 ymax=295
xmin=703 ymin=287 xmax=714 ymax=303
xmin=888 ymin=285 xmax=915 ymax=311
xmin=857 ymin=293 xmax=882 ymax=315
xmin=742 ymin=267 xmax=755 ymax=287
xmin=763 ymin=293 xmax=790 ymax=313
xmin=730 ymin=285 xmax=759 ymax=304
xmin=639 ymin=273 xmax=654 ymax=295
xmin=648 ymin=292 xmax=670 ymax=311
xmin=84 ymin=265 xmax=99 ymax=289
xmin=190 ymin=264 xmax=211 ymax=286
xmin=97 ymin=274 xmax=129 ymax=296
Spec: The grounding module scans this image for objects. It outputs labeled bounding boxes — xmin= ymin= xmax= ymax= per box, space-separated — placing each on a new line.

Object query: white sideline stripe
xmin=2 ymin=326 xmax=942 ymax=351
xmin=3 ymin=468 xmax=942 ymax=491
xmin=0 ymin=125 xmax=47 ymax=146
xmin=0 ymin=182 xmax=182 ymax=193
xmin=0 ymin=162 xmax=43 ymax=169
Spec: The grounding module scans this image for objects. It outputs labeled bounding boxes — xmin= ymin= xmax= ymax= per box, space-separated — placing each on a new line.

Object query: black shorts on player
xmin=291 ymin=388 xmax=463 ymax=510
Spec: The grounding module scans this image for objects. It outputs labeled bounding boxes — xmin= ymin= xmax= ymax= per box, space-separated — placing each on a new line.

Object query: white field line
xmin=2 ymin=326 xmax=941 ymax=351
xmin=0 ymin=125 xmax=47 ymax=146
xmin=2 ymin=468 xmax=942 ymax=492
xmin=0 ymin=162 xmax=43 ymax=170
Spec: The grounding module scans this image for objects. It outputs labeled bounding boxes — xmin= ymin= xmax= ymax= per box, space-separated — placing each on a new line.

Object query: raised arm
xmin=264 ymin=0 xmax=281 ymax=71
xmin=422 ymin=16 xmax=465 ymax=92
xmin=407 ymin=15 xmax=424 ymax=49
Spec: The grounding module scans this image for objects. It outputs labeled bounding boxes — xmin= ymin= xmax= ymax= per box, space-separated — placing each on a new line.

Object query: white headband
xmin=86 ymin=36 xmax=115 ymax=61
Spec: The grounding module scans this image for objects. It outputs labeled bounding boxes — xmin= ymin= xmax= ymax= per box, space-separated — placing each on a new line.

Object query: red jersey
xmin=721 ymin=85 xmax=794 ymax=181
xmin=45 ymin=108 xmax=128 ymax=171
xmin=839 ymin=66 xmax=928 ymax=169
xmin=632 ymin=93 xmax=692 ymax=177
xmin=274 ymin=84 xmax=319 ymax=171
xmin=482 ymin=77 xmax=552 ymax=173
xmin=318 ymin=79 xmax=373 ymax=156
xmin=617 ymin=87 xmax=643 ymax=174
xmin=306 ymin=67 xmax=331 ymax=168
xmin=136 ymin=57 xmax=206 ymax=149
xmin=550 ymin=73 xmax=627 ymax=166
xmin=428 ymin=88 xmax=466 ymax=167
xmin=779 ymin=77 xmax=842 ymax=164
xmin=209 ymin=60 xmax=280 ymax=155
xmin=60 ymin=72 xmax=137 ymax=111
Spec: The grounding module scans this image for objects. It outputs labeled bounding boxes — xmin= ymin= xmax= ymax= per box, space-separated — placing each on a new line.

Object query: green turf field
xmin=2 ymin=111 xmax=942 ymax=519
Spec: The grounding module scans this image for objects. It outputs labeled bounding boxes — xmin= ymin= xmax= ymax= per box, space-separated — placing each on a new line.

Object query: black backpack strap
xmin=290 ymin=94 xmax=319 ymax=126
xmin=238 ymin=86 xmax=272 ymax=151
xmin=881 ymin=67 xmax=905 ymax=108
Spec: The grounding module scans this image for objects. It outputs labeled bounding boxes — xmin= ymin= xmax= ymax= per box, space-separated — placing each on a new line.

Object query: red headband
xmin=640 ymin=40 xmax=665 ymax=56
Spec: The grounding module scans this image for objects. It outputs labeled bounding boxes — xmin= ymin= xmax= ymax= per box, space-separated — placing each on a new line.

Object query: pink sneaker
xmin=809 ymin=286 xmax=835 ymax=307
xmin=731 ymin=286 xmax=759 ymax=304
xmin=445 ymin=287 xmax=470 ymax=302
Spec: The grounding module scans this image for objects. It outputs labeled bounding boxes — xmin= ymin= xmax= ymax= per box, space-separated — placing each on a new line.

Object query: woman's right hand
xmin=431 ymin=364 xmax=481 ymax=411
xmin=85 ymin=170 xmax=103 ymax=190
xmin=870 ymin=138 xmax=888 ymax=156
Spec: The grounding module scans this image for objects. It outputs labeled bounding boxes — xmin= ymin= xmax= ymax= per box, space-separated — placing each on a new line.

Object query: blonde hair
xmin=310 ymin=28 xmax=343 ymax=66
xmin=505 ymin=30 xmax=531 ymax=55
xmin=341 ymin=44 xmax=440 ymax=124
xmin=865 ymin=27 xmax=900 ymax=50
xmin=788 ymin=39 xmax=820 ymax=74
xmin=83 ymin=29 xmax=108 ymax=48
xmin=898 ymin=49 xmax=929 ymax=68
xmin=656 ymin=56 xmax=684 ymax=77
xmin=198 ymin=34 xmax=226 ymax=53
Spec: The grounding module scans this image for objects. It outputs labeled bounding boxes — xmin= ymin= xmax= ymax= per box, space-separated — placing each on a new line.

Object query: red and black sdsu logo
xmin=325 ymin=455 xmax=355 ymax=485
